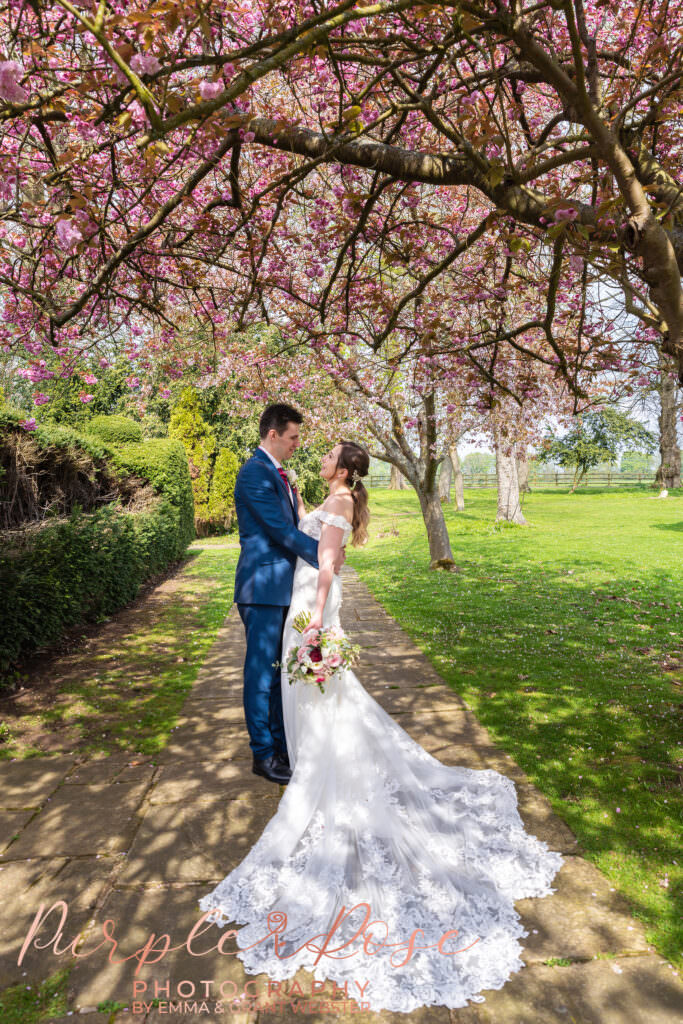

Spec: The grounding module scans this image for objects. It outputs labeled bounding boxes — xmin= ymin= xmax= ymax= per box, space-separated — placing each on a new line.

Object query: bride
xmin=199 ymin=440 xmax=564 ymax=1014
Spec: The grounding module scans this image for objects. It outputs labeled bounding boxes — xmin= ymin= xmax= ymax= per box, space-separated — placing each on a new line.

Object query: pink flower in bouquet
xmin=328 ymin=653 xmax=343 ymax=668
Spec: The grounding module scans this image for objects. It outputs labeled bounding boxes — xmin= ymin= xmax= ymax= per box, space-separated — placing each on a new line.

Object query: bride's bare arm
xmin=306 ymin=496 xmax=353 ymax=631
xmin=307 ymin=522 xmax=346 ymax=631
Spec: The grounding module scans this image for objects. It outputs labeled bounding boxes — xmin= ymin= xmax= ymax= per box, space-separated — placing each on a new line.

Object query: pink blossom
xmin=130 ymin=53 xmax=162 ymax=76
xmin=82 ymin=373 xmax=98 ymax=385
xmin=79 ymin=392 xmax=94 ymax=403
xmin=0 ymin=175 xmax=16 ymax=201
xmin=19 ymin=418 xmax=37 ymax=431
xmin=55 ymin=218 xmax=84 ymax=251
xmin=32 ymin=392 xmax=51 ymax=406
xmin=0 ymin=61 xmax=28 ymax=104
xmin=199 ymin=80 xmax=223 ymax=100
xmin=554 ymin=207 xmax=579 ymax=223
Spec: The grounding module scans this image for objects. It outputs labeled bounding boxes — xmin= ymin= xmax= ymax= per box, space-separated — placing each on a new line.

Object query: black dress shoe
xmin=252 ymin=753 xmax=292 ymax=784
xmin=275 ymin=749 xmax=290 ymax=770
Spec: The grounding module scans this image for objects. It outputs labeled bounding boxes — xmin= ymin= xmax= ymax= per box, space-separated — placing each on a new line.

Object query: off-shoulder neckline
xmin=302 ymin=507 xmax=353 ymax=529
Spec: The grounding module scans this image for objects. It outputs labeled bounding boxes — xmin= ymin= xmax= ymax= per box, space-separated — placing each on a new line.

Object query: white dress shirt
xmin=258 ymin=445 xmax=294 ymax=505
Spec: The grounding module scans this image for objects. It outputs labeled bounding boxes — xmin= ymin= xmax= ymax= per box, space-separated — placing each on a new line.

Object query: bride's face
xmin=320 ymin=444 xmax=346 ymax=484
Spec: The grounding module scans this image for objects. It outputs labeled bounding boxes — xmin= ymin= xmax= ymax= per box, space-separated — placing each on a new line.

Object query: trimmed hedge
xmin=0 ymin=418 xmax=194 ymax=679
xmin=86 ymin=414 xmax=144 ymax=444
xmin=208 ymin=447 xmax=239 ymax=528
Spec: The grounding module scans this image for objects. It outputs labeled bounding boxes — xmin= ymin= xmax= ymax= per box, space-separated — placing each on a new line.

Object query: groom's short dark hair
xmin=259 ymin=403 xmax=304 ymax=438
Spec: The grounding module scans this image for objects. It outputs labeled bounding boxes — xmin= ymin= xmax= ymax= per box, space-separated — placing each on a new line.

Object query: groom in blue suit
xmin=233 ymin=403 xmax=344 ymax=785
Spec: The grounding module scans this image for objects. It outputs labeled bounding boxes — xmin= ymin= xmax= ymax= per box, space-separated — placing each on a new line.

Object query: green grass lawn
xmin=348 ymin=486 xmax=682 ymax=971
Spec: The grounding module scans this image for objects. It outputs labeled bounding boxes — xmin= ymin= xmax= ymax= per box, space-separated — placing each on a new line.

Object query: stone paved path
xmin=1 ymin=567 xmax=681 ymax=1023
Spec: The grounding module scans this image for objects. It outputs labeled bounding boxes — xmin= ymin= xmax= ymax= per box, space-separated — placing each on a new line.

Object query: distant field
xmin=348 ymin=486 xmax=683 ymax=969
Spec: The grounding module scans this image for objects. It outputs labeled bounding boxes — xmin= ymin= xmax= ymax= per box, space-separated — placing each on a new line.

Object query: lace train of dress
xmin=199 ymin=508 xmax=565 ymax=1013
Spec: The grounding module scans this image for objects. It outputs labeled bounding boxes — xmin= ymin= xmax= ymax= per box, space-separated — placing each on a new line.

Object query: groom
xmin=233 ymin=403 xmax=344 ymax=785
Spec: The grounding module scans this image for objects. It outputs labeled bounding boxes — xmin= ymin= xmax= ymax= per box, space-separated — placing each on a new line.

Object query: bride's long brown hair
xmin=335 ymin=441 xmax=370 ymax=546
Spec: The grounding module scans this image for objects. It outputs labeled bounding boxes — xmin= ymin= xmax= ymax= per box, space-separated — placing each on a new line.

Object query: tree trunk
xmin=417 ymin=484 xmax=455 ymax=568
xmin=389 ymin=464 xmax=407 ymax=489
xmin=439 ymin=455 xmax=452 ymax=502
xmin=516 ymin=446 xmax=531 ymax=493
xmin=655 ymin=362 xmax=681 ymax=488
xmin=450 ymin=444 xmax=465 ymax=511
xmin=494 ymin=430 xmax=528 ymax=524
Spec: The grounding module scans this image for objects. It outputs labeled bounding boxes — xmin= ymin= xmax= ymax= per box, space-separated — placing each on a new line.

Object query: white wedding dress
xmin=199 ymin=508 xmax=565 ymax=1013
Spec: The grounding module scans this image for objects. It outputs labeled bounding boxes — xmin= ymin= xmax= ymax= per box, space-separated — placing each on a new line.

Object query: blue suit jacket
xmin=233 ymin=447 xmax=319 ymax=605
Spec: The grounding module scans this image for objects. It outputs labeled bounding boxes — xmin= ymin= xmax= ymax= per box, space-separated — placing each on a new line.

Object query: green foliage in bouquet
xmin=292 ymin=609 xmax=312 ymax=633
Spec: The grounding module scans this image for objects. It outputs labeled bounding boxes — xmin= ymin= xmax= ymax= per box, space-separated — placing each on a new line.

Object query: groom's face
xmin=270 ymin=422 xmax=301 ymax=462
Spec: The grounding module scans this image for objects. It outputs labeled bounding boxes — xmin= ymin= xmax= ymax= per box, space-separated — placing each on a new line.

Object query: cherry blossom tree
xmin=0 ymin=0 xmax=680 ymax=397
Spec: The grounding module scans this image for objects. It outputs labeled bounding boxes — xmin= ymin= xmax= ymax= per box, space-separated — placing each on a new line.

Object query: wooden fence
xmin=367 ymin=471 xmax=657 ymax=489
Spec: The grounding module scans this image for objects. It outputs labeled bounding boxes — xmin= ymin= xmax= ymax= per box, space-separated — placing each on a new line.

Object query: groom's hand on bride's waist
xmin=333 ymin=546 xmax=346 ymax=575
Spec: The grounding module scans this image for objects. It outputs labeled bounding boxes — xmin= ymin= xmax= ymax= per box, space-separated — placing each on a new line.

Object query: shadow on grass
xmin=349 ymin=500 xmax=683 ymax=968
xmin=0 ymin=547 xmax=237 ymax=760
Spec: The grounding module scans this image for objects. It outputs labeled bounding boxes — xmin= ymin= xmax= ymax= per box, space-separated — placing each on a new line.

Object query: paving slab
xmin=448 ymin=954 xmax=683 ymax=1023
xmin=0 ymin=856 xmax=115 ymax=988
xmin=179 ymin=699 xmax=246 ymax=724
xmin=66 ymin=884 xmax=266 ymax=1011
xmin=0 ymin=756 xmax=77 ymax=808
xmin=516 ymin=855 xmax=650 ymax=962
xmin=154 ymin=729 xmax=252 ymax=764
xmin=389 ymin=709 xmax=495 ymax=758
xmin=374 ymin=685 xmax=464 ymax=715
xmin=512 ymin=783 xmax=581 ymax=855
xmin=63 ymin=757 xmax=156 ymax=786
xmin=258 ymin=1002 xmax=452 ymax=1023
xmin=1 ymin=780 xmax=149 ymax=860
xmin=116 ymin=791 xmax=281 ymax=886
xmin=148 ymin=761 xmax=271 ymax=806
xmin=0 ymin=808 xmax=36 ymax=852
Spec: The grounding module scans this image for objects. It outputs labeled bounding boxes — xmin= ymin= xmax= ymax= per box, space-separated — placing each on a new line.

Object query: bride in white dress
xmin=199 ymin=441 xmax=564 ymax=1013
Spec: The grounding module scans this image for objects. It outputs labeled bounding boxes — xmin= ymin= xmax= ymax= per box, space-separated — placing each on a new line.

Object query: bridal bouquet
xmin=285 ymin=611 xmax=361 ymax=693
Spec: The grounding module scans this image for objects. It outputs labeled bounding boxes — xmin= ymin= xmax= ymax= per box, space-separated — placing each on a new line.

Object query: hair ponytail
xmin=335 ymin=441 xmax=370 ymax=546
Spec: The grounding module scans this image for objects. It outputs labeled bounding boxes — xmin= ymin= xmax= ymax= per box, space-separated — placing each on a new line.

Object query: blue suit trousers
xmin=237 ymin=602 xmax=288 ymax=761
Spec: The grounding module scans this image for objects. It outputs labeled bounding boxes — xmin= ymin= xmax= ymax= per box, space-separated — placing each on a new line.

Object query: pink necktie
xmin=277 ymin=467 xmax=294 ymax=503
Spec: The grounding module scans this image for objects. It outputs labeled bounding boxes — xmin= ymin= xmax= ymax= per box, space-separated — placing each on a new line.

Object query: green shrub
xmin=0 ymin=425 xmax=194 ymax=680
xmin=169 ymin=388 xmax=217 ymax=531
xmin=208 ymin=447 xmax=239 ymax=529
xmin=87 ymin=414 xmax=144 ymax=444
xmin=106 ymin=438 xmax=195 ymax=547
